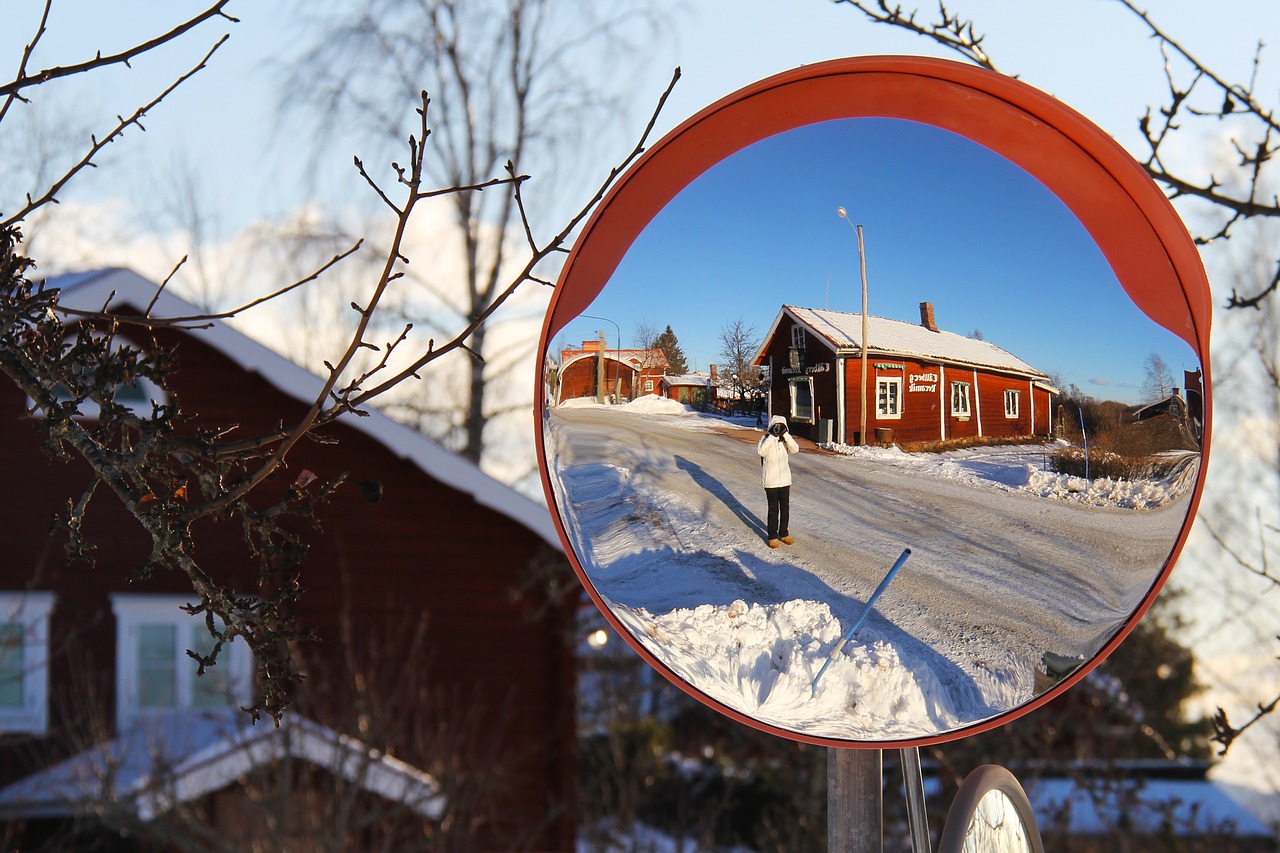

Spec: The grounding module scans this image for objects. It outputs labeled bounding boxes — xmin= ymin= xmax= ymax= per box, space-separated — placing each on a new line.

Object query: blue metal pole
xmin=811 ymin=548 xmax=912 ymax=696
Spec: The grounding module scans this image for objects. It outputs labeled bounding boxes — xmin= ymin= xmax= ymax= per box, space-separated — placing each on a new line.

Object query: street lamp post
xmin=837 ymin=206 xmax=870 ymax=446
xmin=580 ymin=313 xmax=623 ymax=402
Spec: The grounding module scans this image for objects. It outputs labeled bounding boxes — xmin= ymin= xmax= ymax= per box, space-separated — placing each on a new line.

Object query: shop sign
xmin=909 ymin=371 xmax=939 ymax=393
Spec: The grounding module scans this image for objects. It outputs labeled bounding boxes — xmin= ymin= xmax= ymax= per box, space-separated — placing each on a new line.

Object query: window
xmin=644 ymin=378 xmax=654 ymax=392
xmin=789 ymin=378 xmax=814 ymax=423
xmin=1004 ymin=389 xmax=1020 ymax=418
xmin=951 ymin=382 xmax=972 ymax=417
xmin=30 ymin=333 xmax=168 ymax=421
xmin=112 ymin=595 xmax=252 ymax=728
xmin=0 ymin=592 xmax=55 ymax=734
xmin=876 ymin=377 xmax=902 ymax=418
xmin=791 ymin=325 xmax=807 ymax=350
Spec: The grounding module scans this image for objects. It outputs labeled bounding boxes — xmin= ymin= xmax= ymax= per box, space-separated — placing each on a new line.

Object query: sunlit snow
xmin=547 ymin=396 xmax=1197 ymax=741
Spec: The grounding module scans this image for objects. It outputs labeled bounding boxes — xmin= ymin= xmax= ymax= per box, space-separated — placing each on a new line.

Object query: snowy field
xmin=545 ymin=396 xmax=1199 ymax=742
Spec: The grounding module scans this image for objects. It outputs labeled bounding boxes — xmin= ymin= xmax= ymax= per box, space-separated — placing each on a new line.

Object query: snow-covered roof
xmin=756 ymin=305 xmax=1048 ymax=379
xmin=661 ymin=372 xmax=714 ymax=387
xmin=0 ymin=709 xmax=444 ymax=821
xmin=47 ymin=268 xmax=559 ymax=547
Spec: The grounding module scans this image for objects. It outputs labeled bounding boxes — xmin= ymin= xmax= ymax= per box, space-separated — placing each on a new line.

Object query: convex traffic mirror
xmin=536 ymin=57 xmax=1212 ymax=747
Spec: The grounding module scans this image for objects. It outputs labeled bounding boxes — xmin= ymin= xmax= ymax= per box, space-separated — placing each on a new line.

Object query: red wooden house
xmin=555 ymin=338 xmax=667 ymax=404
xmin=0 ymin=268 xmax=576 ymax=850
xmin=659 ymin=372 xmax=718 ymax=409
xmin=755 ymin=303 xmax=1056 ymax=447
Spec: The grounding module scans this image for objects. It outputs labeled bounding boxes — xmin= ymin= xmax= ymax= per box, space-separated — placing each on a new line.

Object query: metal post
xmin=595 ymin=330 xmax=606 ymax=404
xmin=828 ymin=748 xmax=882 ymax=853
xmin=857 ymin=224 xmax=869 ymax=446
xmin=901 ymin=747 xmax=931 ymax=853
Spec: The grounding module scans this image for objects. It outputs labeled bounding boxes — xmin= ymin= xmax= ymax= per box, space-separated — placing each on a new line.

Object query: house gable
xmin=0 ymin=268 xmax=575 ymax=850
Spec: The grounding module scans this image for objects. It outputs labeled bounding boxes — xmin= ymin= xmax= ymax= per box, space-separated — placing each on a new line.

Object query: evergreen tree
xmin=654 ymin=325 xmax=688 ymax=374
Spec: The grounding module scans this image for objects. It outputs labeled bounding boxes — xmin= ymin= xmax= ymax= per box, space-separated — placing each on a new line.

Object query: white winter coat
xmin=758 ymin=414 xmax=799 ymax=488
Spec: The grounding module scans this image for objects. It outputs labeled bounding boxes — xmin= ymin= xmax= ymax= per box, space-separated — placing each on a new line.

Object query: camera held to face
xmin=769 ymin=423 xmax=787 ymax=437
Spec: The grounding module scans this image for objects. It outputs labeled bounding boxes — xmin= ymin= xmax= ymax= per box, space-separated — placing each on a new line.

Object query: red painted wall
xmin=0 ymin=321 xmax=575 ymax=850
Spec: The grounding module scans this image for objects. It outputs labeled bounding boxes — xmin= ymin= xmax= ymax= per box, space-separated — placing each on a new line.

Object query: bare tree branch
xmin=3 ymin=34 xmax=231 ymax=228
xmin=0 ymin=1 xmax=238 ymax=98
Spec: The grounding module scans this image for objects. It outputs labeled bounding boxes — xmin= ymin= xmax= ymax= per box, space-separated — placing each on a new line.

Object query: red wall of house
xmin=762 ymin=315 xmax=1054 ymax=447
xmin=557 ymin=354 xmax=663 ymax=402
xmin=839 ymin=360 xmax=1052 ymax=445
xmin=761 ymin=315 xmax=840 ymax=441
xmin=0 ymin=323 xmax=575 ymax=850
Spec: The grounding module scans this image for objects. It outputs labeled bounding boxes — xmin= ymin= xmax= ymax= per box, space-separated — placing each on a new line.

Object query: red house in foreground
xmin=755 ymin=303 xmax=1056 ymax=447
xmin=0 ymin=269 xmax=575 ymax=850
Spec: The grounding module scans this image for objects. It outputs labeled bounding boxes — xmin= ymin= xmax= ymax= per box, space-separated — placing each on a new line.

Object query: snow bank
xmin=611 ymin=597 xmax=1006 ymax=740
xmin=556 ymin=395 xmax=720 ymax=430
xmin=546 ymin=405 xmax=1193 ymax=742
xmin=823 ymin=441 xmax=1196 ymax=510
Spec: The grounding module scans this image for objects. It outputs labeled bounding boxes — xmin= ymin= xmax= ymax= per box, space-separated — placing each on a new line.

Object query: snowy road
xmin=545 ymin=398 xmax=1197 ymax=740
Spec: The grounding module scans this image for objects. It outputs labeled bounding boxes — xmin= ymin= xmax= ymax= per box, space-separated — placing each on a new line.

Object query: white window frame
xmin=0 ymin=592 xmax=56 ymax=734
xmin=790 ymin=325 xmax=807 ymax=351
xmin=1004 ymin=389 xmax=1020 ymax=418
xmin=876 ymin=377 xmax=903 ymax=419
xmin=644 ymin=378 xmax=654 ymax=393
xmin=951 ymin=381 xmax=972 ymax=417
xmin=789 ymin=377 xmax=815 ymax=423
xmin=111 ymin=594 xmax=253 ymax=729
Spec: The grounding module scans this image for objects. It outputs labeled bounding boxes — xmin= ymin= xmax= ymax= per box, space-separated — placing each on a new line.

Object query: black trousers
xmin=765 ymin=486 xmax=790 ymax=540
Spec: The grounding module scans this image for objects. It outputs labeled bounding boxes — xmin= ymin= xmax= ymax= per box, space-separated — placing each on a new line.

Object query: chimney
xmin=919 ymin=302 xmax=939 ymax=333
xmin=709 ymin=364 xmax=718 ymax=380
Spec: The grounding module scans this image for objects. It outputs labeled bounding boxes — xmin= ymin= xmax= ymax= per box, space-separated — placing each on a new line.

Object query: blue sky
xmin=556 ymin=117 xmax=1200 ymax=403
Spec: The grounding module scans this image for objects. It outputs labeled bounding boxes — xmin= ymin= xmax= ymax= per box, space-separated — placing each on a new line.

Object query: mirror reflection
xmin=949 ymin=789 xmax=1039 ymax=853
xmin=542 ymin=118 xmax=1203 ymax=740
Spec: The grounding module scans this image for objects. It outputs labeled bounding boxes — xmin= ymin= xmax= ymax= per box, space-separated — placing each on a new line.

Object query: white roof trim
xmin=133 ymin=715 xmax=445 ymax=821
xmin=48 ymin=268 xmax=559 ymax=547
xmin=0 ymin=709 xmax=444 ymax=821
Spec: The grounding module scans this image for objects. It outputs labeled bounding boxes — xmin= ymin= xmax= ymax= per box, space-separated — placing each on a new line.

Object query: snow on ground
xmin=823 ymin=440 xmax=1199 ymax=510
xmin=545 ymin=398 xmax=1198 ymax=742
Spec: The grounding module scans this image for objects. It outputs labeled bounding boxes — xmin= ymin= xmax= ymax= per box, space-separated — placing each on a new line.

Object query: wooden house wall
xmin=761 ymin=313 xmax=1056 ymax=449
xmin=558 ymin=355 xmax=604 ymax=401
xmin=838 ymin=360 xmax=1053 ymax=445
xmin=761 ymin=315 xmax=840 ymax=441
xmin=558 ymin=355 xmax=661 ymax=402
xmin=0 ymin=323 xmax=575 ymax=850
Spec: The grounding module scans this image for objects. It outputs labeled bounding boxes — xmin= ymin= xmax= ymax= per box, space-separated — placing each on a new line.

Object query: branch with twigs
xmin=0 ymin=0 xmax=237 ymax=100
xmin=832 ymin=0 xmax=999 ymax=73
xmin=3 ymin=20 xmax=234 ymax=228
xmin=834 ymin=0 xmax=1280 ymax=312
xmin=2 ymin=66 xmax=682 ymax=722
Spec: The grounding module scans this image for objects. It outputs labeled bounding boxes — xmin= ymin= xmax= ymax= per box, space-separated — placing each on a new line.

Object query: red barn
xmin=555 ymin=338 xmax=667 ymax=404
xmin=0 ymin=269 xmax=576 ymax=850
xmin=755 ymin=303 xmax=1056 ymax=447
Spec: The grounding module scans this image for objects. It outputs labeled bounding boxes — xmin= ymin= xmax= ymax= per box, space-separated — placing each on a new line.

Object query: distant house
xmin=1133 ymin=367 xmax=1206 ymax=448
xmin=660 ymin=371 xmax=718 ymax=410
xmin=754 ymin=303 xmax=1056 ymax=447
xmin=0 ymin=269 xmax=575 ymax=850
xmin=556 ymin=338 xmax=667 ymax=404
